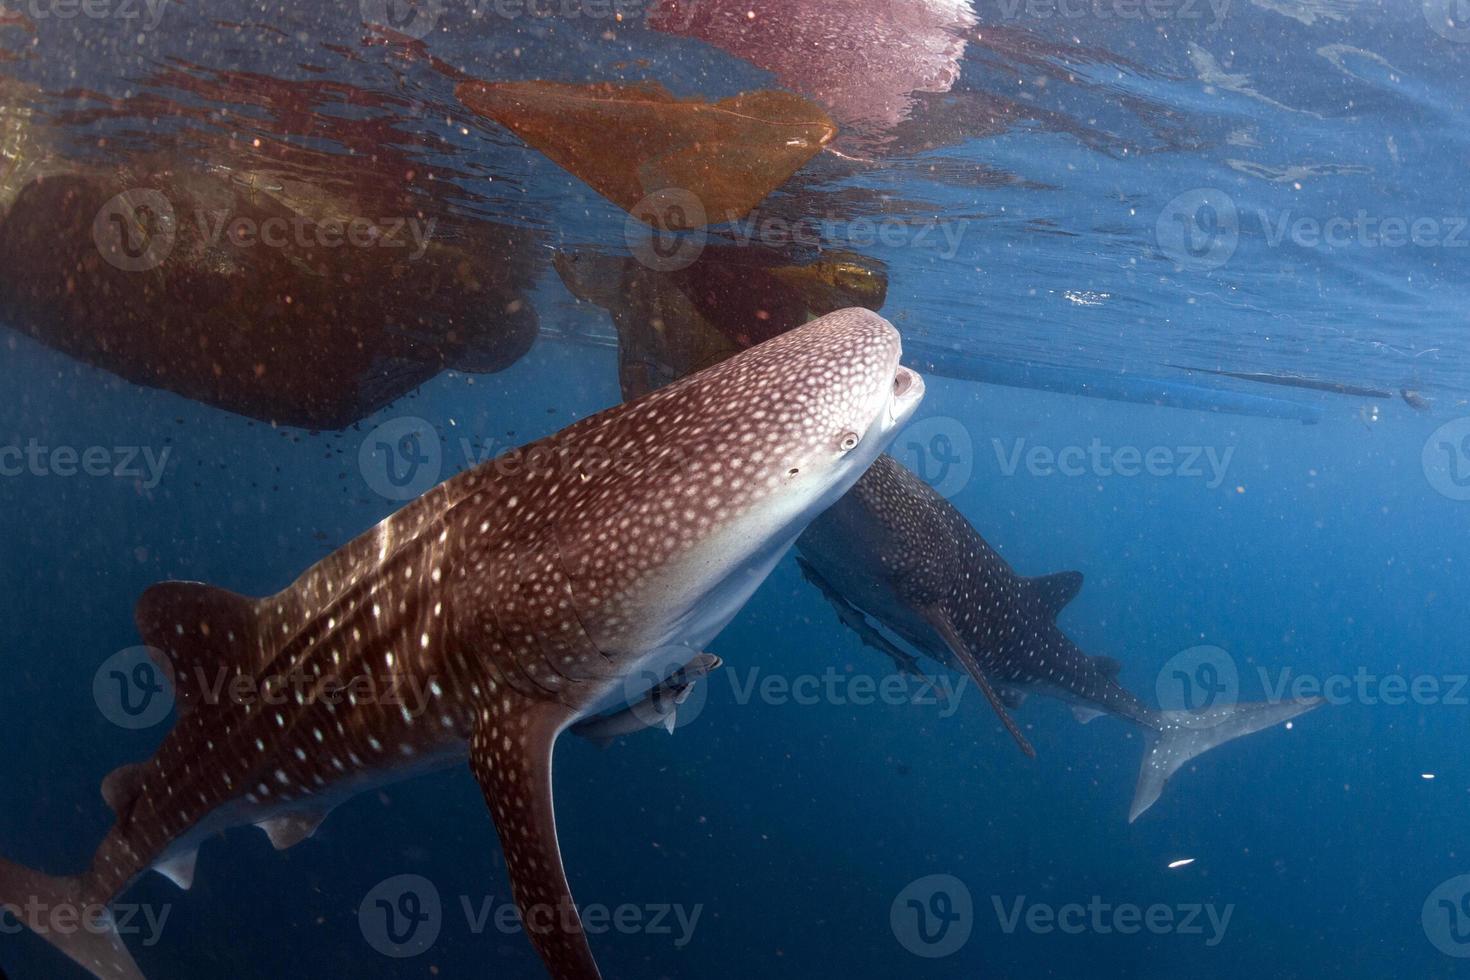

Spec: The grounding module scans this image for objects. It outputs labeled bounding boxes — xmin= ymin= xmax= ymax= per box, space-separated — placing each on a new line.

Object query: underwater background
xmin=1 ymin=0 xmax=1468 ymax=977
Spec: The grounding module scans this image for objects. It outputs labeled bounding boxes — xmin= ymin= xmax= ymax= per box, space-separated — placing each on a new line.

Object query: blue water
xmin=2 ymin=1 xmax=1468 ymax=978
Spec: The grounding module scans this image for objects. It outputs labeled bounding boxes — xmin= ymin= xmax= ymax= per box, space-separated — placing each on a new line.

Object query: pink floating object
xmin=648 ymin=0 xmax=975 ymax=139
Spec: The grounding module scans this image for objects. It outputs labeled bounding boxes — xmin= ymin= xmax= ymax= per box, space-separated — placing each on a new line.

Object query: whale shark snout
xmin=614 ymin=308 xmax=923 ymax=658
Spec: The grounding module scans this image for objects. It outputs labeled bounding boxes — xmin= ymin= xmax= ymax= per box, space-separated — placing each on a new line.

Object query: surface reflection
xmin=555 ymin=243 xmax=887 ymax=398
xmin=0 ymin=71 xmax=543 ymax=430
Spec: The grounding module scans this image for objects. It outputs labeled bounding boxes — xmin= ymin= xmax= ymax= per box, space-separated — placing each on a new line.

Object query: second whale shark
xmin=797 ymin=453 xmax=1323 ymax=821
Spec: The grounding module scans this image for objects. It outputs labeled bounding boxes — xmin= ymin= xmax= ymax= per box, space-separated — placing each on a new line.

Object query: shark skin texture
xmin=797 ymin=453 xmax=1324 ymax=822
xmin=0 ymin=308 xmax=925 ymax=980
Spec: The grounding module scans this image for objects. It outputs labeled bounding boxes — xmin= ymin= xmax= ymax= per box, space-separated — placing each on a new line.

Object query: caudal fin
xmin=0 ymin=857 xmax=145 ymax=980
xmin=1129 ymin=697 xmax=1324 ymax=823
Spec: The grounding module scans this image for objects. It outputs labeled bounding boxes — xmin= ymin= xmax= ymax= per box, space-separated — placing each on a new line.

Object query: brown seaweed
xmin=0 ymin=70 xmax=547 ymax=429
xmin=0 ymin=163 xmax=541 ymax=429
xmin=456 ymin=80 xmax=836 ymax=225
xmin=555 ymin=244 xmax=885 ymax=399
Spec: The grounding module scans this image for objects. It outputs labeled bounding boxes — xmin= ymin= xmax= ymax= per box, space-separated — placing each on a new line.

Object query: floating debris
xmin=456 ymin=80 xmax=835 ymax=224
xmin=1169 ymin=365 xmax=1392 ymax=398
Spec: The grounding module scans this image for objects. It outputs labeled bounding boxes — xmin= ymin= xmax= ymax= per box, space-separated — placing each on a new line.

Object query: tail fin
xmin=0 ymin=858 xmax=145 ymax=980
xmin=1130 ymin=697 xmax=1324 ymax=823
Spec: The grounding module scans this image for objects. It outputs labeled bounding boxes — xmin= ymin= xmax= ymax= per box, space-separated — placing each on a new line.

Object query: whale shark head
xmin=698 ymin=305 xmax=925 ymax=524
xmin=547 ymin=305 xmax=925 ymax=658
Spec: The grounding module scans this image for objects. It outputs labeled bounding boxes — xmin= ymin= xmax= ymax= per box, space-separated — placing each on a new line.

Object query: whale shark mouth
xmin=890 ymin=365 xmax=921 ymax=420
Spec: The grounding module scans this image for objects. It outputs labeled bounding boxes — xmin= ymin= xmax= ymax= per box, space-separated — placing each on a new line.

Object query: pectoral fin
xmin=470 ymin=687 xmax=602 ymax=980
xmin=922 ymin=607 xmax=1036 ymax=758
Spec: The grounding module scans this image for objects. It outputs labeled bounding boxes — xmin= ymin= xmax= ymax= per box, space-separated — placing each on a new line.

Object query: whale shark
xmin=553 ymin=248 xmax=1321 ymax=820
xmin=797 ymin=453 xmax=1322 ymax=822
xmin=0 ymin=308 xmax=925 ymax=980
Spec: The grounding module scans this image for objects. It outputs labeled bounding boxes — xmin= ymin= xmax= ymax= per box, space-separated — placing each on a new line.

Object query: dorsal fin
xmin=1028 ymin=571 xmax=1083 ymax=618
xmin=100 ymin=762 xmax=146 ymax=815
xmin=134 ymin=581 xmax=261 ymax=713
xmin=1093 ymin=655 xmax=1123 ymax=679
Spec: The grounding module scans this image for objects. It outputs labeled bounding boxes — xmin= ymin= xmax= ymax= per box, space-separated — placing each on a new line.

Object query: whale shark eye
xmin=837 ymin=431 xmax=860 ymax=452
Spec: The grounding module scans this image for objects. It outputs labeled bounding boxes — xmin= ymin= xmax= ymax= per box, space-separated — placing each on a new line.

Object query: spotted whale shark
xmin=797 ymin=453 xmax=1322 ymax=822
xmin=0 ymin=308 xmax=925 ymax=980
